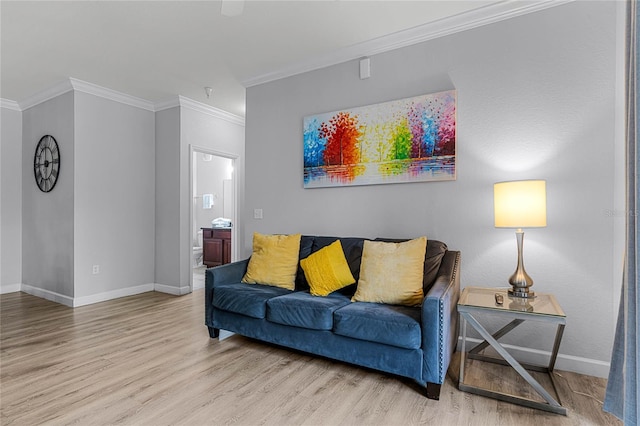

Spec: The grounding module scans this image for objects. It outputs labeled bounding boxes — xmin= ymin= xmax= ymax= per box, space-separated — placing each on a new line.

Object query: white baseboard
xmin=73 ymin=284 xmax=155 ymax=307
xmin=458 ymin=337 xmax=610 ymax=378
xmin=21 ymin=284 xmax=75 ymax=307
xmin=12 ymin=283 xmax=192 ymax=307
xmin=154 ymin=283 xmax=191 ymax=295
xmin=0 ymin=283 xmax=22 ymax=294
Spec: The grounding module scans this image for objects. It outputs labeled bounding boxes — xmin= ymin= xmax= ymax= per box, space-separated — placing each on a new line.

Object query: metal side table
xmin=458 ymin=286 xmax=567 ymax=415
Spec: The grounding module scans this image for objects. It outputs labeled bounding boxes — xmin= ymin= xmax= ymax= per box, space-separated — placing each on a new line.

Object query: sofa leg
xmin=426 ymin=382 xmax=441 ymax=400
xmin=208 ymin=327 xmax=220 ymax=338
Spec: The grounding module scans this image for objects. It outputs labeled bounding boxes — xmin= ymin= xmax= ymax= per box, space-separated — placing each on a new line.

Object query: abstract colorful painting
xmin=303 ymin=90 xmax=456 ymax=188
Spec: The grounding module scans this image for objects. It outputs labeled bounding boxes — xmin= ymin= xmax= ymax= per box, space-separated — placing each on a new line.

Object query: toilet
xmin=193 ymin=229 xmax=203 ymax=267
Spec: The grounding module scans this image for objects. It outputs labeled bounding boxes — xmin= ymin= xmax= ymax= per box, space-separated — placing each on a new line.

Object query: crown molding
xmin=19 ymin=79 xmax=74 ymax=111
xmin=176 ymin=96 xmax=245 ymax=126
xmin=242 ymin=0 xmax=575 ymax=87
xmin=69 ymin=78 xmax=156 ymax=111
xmin=154 ymin=97 xmax=181 ymax=112
xmin=0 ymin=98 xmax=21 ymax=111
xmin=18 ymin=77 xmax=156 ymax=112
xmin=155 ymin=96 xmax=245 ymax=126
xmin=6 ymin=80 xmax=244 ymax=126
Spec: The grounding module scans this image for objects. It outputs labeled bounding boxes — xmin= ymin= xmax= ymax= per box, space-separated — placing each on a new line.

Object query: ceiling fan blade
xmin=221 ymin=0 xmax=245 ymax=17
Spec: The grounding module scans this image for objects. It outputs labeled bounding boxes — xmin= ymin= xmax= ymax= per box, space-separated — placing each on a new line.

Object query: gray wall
xmin=22 ymin=92 xmax=75 ymax=302
xmin=74 ymin=91 xmax=155 ymax=299
xmin=1 ymin=106 xmax=23 ymax=292
xmin=12 ymin=92 xmax=244 ymax=300
xmin=181 ymin=106 xmax=245 ymax=280
xmin=155 ymin=105 xmax=244 ymax=293
xmin=245 ymin=1 xmax=622 ymax=377
xmin=155 ymin=107 xmax=182 ymax=289
xmin=18 ymin=90 xmax=157 ymax=303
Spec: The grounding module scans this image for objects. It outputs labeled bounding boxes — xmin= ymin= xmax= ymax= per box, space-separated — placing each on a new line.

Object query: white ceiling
xmin=2 ymin=1 xmax=552 ymax=117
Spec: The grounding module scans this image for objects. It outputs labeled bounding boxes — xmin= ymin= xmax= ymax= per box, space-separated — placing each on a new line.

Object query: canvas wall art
xmin=303 ymin=90 xmax=456 ymax=188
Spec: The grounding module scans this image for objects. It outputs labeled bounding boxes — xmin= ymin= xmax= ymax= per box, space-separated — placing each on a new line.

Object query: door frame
xmin=189 ymin=144 xmax=239 ymax=291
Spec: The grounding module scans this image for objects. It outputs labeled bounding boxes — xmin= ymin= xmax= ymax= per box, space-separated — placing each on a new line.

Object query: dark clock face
xmin=34 ymin=135 xmax=60 ymax=193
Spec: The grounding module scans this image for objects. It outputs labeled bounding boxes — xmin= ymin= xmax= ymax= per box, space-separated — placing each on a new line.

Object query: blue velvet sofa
xmin=204 ymin=235 xmax=460 ymax=399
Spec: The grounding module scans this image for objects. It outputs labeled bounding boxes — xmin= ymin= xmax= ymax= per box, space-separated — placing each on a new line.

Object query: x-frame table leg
xmin=468 ymin=318 xmax=525 ymax=355
xmin=458 ymin=312 xmax=567 ymax=415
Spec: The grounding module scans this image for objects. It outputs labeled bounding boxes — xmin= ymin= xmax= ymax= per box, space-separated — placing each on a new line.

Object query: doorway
xmin=190 ymin=146 xmax=237 ymax=291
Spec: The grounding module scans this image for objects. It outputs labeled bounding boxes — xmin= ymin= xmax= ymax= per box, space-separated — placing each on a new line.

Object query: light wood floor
xmin=1 ymin=289 xmax=620 ymax=426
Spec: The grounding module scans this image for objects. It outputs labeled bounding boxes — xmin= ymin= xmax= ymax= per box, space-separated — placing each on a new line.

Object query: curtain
xmin=603 ymin=0 xmax=639 ymax=424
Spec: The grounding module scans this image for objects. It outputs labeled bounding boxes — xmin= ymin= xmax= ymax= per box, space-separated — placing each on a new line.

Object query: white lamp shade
xmin=494 ymin=180 xmax=547 ymax=228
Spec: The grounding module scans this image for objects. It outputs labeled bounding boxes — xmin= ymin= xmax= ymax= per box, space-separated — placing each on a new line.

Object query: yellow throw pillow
xmin=300 ymin=240 xmax=356 ymax=296
xmin=352 ymin=237 xmax=427 ymax=306
xmin=242 ymin=233 xmax=302 ymax=290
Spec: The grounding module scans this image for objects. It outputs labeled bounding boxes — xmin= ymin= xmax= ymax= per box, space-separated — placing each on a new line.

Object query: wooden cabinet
xmin=202 ymin=228 xmax=232 ymax=267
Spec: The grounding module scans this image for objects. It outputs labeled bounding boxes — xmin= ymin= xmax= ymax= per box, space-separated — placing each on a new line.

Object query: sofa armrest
xmin=421 ymin=250 xmax=461 ymax=390
xmin=204 ymin=258 xmax=249 ymax=329
xmin=206 ymin=258 xmax=249 ymax=288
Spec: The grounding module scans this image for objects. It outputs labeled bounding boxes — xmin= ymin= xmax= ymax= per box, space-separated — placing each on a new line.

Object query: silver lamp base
xmin=508 ymin=288 xmax=536 ymax=299
xmin=508 ymin=229 xmax=536 ymax=299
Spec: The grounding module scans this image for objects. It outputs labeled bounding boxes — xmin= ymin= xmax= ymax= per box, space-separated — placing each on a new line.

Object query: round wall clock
xmin=33 ymin=135 xmax=60 ymax=193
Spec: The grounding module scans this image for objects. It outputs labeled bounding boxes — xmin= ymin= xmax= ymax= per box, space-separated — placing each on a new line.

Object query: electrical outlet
xmin=254 ymin=209 xmax=263 ymax=219
xmin=92 ymin=265 xmax=100 ymax=274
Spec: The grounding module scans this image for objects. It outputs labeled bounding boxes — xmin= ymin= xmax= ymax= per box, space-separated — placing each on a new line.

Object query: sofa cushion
xmin=242 ymin=233 xmax=301 ymax=290
xmin=333 ymin=302 xmax=422 ymax=350
xmin=352 ymin=237 xmax=427 ymax=306
xmin=301 ymin=240 xmax=356 ymax=296
xmin=376 ymin=238 xmax=448 ymax=292
xmin=213 ymin=283 xmax=291 ymax=319
xmin=311 ymin=237 xmax=366 ymax=294
xmin=267 ymin=292 xmax=351 ymax=330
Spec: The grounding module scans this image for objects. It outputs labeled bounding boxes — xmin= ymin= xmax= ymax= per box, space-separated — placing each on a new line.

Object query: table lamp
xmin=494 ymin=180 xmax=547 ymax=298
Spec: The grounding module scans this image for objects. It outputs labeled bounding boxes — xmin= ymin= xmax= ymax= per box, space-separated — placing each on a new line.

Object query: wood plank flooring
xmin=1 ymin=289 xmax=621 ymax=426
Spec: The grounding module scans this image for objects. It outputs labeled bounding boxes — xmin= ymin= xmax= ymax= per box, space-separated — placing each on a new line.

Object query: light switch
xmin=254 ymin=209 xmax=263 ymax=219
